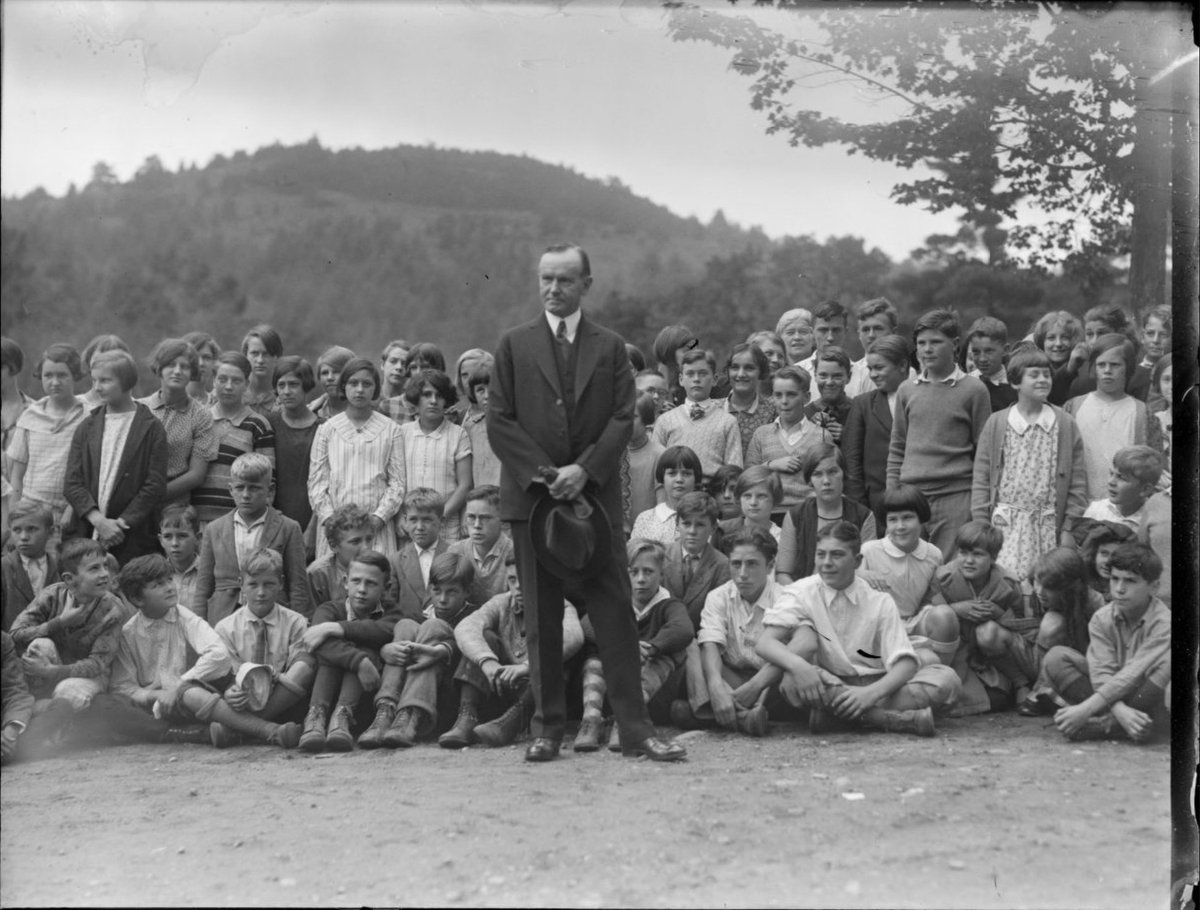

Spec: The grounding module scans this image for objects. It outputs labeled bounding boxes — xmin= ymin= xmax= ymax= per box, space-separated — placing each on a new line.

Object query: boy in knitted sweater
xmin=887 ymin=308 xmax=992 ymax=559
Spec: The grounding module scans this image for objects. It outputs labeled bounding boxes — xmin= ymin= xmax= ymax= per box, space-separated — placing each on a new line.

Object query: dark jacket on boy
xmin=9 ymin=583 xmax=131 ymax=685
xmin=387 ymin=540 xmax=450 ymax=623
xmin=1 ymin=551 xmax=60 ymax=633
xmin=663 ymin=542 xmax=731 ymax=632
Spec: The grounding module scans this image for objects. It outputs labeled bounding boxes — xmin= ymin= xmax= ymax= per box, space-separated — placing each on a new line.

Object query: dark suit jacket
xmin=843 ymin=389 xmax=892 ymax=508
xmin=387 ymin=540 xmax=450 ymax=623
xmin=193 ymin=506 xmax=312 ymax=626
xmin=63 ymin=402 xmax=168 ymax=563
xmin=1 ymin=551 xmax=60 ymax=633
xmin=662 ymin=543 xmax=731 ymax=631
xmin=488 ymin=312 xmax=634 ymax=527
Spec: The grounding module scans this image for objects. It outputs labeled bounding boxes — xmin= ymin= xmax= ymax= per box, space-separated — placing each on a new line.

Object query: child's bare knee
xmin=974 ymin=621 xmax=1006 ymax=655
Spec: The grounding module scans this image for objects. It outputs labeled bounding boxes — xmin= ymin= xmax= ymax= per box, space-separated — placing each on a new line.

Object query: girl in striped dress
xmin=309 ymin=358 xmax=407 ymax=560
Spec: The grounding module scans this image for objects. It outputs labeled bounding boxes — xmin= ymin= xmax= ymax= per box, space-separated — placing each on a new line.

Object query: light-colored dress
xmin=1072 ymin=394 xmax=1137 ymax=500
xmin=398 ymin=418 xmax=471 ymax=543
xmin=992 ymin=410 xmax=1059 ymax=579
xmin=309 ymin=411 xmax=407 ymax=559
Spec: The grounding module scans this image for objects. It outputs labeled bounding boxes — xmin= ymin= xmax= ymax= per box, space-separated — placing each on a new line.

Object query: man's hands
xmin=1053 ymin=702 xmax=1094 ymax=737
xmin=92 ymin=516 xmax=125 ymax=549
xmin=58 ymin=597 xmax=91 ymax=629
xmin=223 ymin=683 xmax=250 ymax=711
xmin=781 ymin=662 xmax=823 ymax=708
xmin=828 ymin=684 xmax=881 ymax=720
xmin=771 ymin=455 xmax=803 ymax=475
xmin=381 ymin=641 xmax=444 ymax=670
xmin=1110 ymin=702 xmax=1155 ymax=742
xmin=302 ymin=622 xmax=342 ymax=652
xmin=20 ymin=656 xmax=55 ymax=680
xmin=547 ymin=464 xmax=589 ymax=501
xmin=489 ymin=663 xmax=529 ymax=694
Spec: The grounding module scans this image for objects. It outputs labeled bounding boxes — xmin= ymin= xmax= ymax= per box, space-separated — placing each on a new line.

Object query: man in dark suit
xmin=488 ymin=243 xmax=685 ymax=763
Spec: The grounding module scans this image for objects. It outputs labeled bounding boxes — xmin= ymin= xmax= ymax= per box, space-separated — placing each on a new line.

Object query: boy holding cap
xmin=210 ymin=547 xmax=315 ymax=747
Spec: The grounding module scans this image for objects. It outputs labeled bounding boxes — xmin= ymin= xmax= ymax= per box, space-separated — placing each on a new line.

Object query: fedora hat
xmin=528 ymin=489 xmax=612 ymax=580
xmin=235 ymin=662 xmax=273 ymax=712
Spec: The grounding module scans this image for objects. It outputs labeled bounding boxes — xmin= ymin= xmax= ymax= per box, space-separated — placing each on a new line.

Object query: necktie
xmin=556 ymin=318 xmax=572 ymax=355
xmin=253 ymin=619 xmax=269 ymax=665
xmin=689 ymin=403 xmax=704 ymax=421
xmin=683 ymin=554 xmax=697 ymax=588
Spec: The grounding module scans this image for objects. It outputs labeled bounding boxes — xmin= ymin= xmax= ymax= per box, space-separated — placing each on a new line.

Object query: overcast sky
xmin=5 ymin=1 xmax=979 ymax=261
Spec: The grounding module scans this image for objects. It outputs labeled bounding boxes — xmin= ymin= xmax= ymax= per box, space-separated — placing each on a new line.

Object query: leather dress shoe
xmin=524 ymin=737 xmax=562 ymax=762
xmin=621 ymin=736 xmax=687 ymax=762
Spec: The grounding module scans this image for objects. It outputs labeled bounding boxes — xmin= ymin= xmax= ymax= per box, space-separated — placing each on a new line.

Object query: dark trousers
xmin=510 ymin=519 xmax=653 ymax=744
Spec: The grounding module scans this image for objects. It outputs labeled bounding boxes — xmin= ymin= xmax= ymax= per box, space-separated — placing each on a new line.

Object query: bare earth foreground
xmin=0 ymin=712 xmax=1171 ymax=909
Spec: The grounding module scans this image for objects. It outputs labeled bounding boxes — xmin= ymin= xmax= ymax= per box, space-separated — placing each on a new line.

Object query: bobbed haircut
xmin=881 ymin=484 xmax=931 ymax=524
xmin=316 ymin=346 xmax=356 ymax=378
xmin=1107 ymin=541 xmax=1162 ymax=584
xmin=544 ymin=242 xmax=591 ymax=278
xmin=725 ymin=342 xmax=770 ymax=379
xmin=149 ymin=338 xmax=200 ymax=381
xmin=242 ymin=546 xmax=283 ymax=579
xmin=815 ymin=519 xmax=863 ymax=555
xmin=119 ymin=553 xmax=174 ymax=600
xmin=1030 ymin=546 xmax=1087 ymax=590
xmin=323 ymin=503 xmax=374 ymax=547
xmin=1089 ymin=333 xmax=1137 ymax=381
xmin=801 ymin=442 xmax=845 ymax=484
xmin=404 ymin=368 xmax=458 ymax=408
xmin=1032 ymin=311 xmax=1084 ymax=350
xmin=453 ymin=348 xmax=493 ymax=395
xmin=429 ymin=550 xmax=476 ymax=589
xmin=61 ymin=538 xmax=108 ymax=576
xmin=216 ymin=351 xmax=252 ymax=379
xmin=724 ymin=526 xmax=778 ymax=564
xmin=855 ymin=297 xmax=898 ymax=327
xmin=652 ymin=325 xmax=698 ymax=368
xmin=273 ymin=355 xmax=316 ymax=392
xmin=735 ymin=464 xmax=782 ymax=505
xmin=467 ymin=361 xmax=492 ymax=404
xmin=1 ymin=337 xmax=25 ymax=374
xmin=954 ymin=519 xmax=1004 ymax=558
xmin=349 ymin=549 xmax=392 ymax=582
xmin=9 ymin=498 xmax=54 ymax=530
xmin=912 ymin=307 xmax=961 ymax=342
xmin=625 ymin=343 xmax=647 ymax=373
xmin=655 ymin=445 xmax=703 ymax=483
xmin=406 ymin=342 xmax=446 ymax=373
xmin=81 ymin=334 xmax=129 ymax=371
xmin=182 ymin=331 xmax=221 ymax=360
xmin=34 ymin=343 xmax=85 ymax=382
xmin=1150 ymin=353 xmax=1172 ymax=394
xmin=706 ymin=464 xmax=743 ymax=496
xmin=814 ymin=345 xmax=852 ymax=377
xmin=867 ymin=333 xmax=911 ymax=367
xmin=674 ymin=491 xmax=719 ymax=525
xmin=626 ymin=537 xmax=667 ymax=568
xmin=1006 ymin=346 xmax=1053 ymax=386
xmin=91 ymin=349 xmax=139 ymax=392
xmin=241 ymin=324 xmax=283 ymax=359
xmin=337 ymin=358 xmax=382 ymax=401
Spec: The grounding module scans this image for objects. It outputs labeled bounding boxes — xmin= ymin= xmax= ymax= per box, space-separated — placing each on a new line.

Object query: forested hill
xmin=1 ymin=139 xmax=765 ymax=364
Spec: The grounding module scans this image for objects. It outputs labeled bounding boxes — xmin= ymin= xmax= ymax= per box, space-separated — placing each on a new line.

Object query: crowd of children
xmin=0 ymin=295 xmax=1176 ymax=764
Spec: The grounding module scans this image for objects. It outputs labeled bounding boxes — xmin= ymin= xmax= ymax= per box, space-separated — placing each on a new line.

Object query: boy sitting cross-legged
xmin=209 ymin=547 xmax=315 ymax=747
xmin=2 ymin=499 xmax=60 ymax=632
xmin=440 ymin=556 xmax=583 ymax=749
xmin=299 ymin=550 xmax=402 ymax=753
xmin=193 ymin=452 xmax=312 ymax=625
xmin=757 ymin=521 xmax=961 ymax=736
xmin=672 ymin=527 xmax=786 ymax=737
xmin=306 ymin=503 xmax=375 ymax=611
xmin=448 ymin=485 xmax=513 ymax=609
xmin=85 ymin=555 xmax=304 ymax=748
xmin=574 ymin=539 xmax=694 ymax=752
xmin=1046 ymin=542 xmax=1170 ymax=742
xmin=10 ymin=539 xmax=129 ymax=722
xmin=929 ymin=520 xmax=1028 ymax=715
xmin=358 ymin=551 xmax=479 ymax=749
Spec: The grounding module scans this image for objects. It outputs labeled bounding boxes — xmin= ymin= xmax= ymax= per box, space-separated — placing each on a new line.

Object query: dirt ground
xmin=0 ymin=711 xmax=1176 ymax=909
